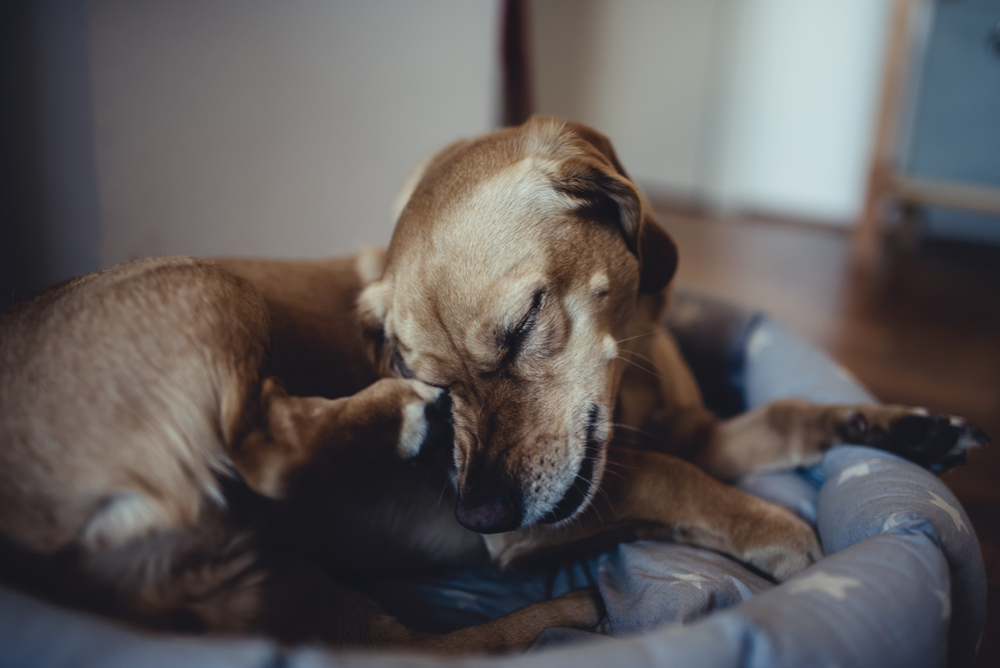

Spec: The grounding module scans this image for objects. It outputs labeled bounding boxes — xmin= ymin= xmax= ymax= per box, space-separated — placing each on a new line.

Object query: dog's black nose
xmin=455 ymin=488 xmax=522 ymax=534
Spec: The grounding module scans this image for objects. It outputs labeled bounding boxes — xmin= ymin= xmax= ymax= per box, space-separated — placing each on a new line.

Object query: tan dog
xmin=351 ymin=116 xmax=985 ymax=573
xmin=0 ymin=257 xmax=599 ymax=652
xmin=0 ymin=117 xmax=985 ymax=652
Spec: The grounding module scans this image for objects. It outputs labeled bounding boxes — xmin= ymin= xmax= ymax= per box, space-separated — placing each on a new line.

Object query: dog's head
xmin=358 ymin=117 xmax=677 ymax=533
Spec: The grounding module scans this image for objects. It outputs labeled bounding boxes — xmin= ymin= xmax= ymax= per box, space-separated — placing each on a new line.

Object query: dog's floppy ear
xmin=634 ymin=212 xmax=678 ymax=294
xmin=548 ymin=119 xmax=678 ymax=293
xmin=356 ymin=280 xmax=396 ymax=378
xmin=355 ymin=245 xmax=387 ymax=287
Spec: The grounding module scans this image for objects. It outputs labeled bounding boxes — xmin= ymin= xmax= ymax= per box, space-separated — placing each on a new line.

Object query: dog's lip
xmin=540 ymin=405 xmax=602 ymax=524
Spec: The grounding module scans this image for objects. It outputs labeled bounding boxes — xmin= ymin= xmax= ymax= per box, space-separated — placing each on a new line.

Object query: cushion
xmin=0 ymin=295 xmax=985 ymax=668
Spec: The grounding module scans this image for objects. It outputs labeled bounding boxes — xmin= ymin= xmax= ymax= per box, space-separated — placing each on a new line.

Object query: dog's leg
xmin=410 ymin=588 xmax=602 ymax=654
xmin=625 ymin=328 xmax=987 ymax=477
xmin=490 ymin=448 xmax=822 ymax=582
xmin=260 ymin=555 xmax=603 ymax=654
xmin=696 ymin=398 xmax=990 ymax=480
xmin=230 ymin=377 xmax=451 ymax=498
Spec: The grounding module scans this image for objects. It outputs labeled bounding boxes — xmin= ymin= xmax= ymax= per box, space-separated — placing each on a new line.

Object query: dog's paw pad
xmin=839 ymin=411 xmax=869 ymax=444
xmin=865 ymin=412 xmax=990 ymax=474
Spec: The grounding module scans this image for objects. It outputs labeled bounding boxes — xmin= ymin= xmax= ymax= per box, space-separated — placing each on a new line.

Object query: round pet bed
xmin=0 ymin=290 xmax=985 ymax=668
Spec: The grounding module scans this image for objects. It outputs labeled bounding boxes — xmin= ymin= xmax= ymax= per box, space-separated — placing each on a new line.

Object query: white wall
xmin=530 ymin=0 xmax=893 ymax=225
xmin=706 ymin=0 xmax=893 ymax=224
xmin=530 ymin=0 xmax=722 ymax=199
xmin=87 ymin=0 xmax=500 ymax=267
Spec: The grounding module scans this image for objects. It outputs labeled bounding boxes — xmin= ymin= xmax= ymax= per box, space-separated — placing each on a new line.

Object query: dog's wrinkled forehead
xmin=386 ymin=119 xmax=628 ymax=283
xmin=384 ymin=160 xmax=565 ymax=365
xmin=378 ymin=119 xmax=640 ymax=375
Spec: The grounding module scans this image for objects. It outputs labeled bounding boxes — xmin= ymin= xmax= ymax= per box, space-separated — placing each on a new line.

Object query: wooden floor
xmin=657 ymin=208 xmax=1000 ymax=667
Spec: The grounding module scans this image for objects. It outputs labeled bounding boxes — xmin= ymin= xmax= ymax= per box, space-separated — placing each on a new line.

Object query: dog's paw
xmin=396 ymin=380 xmax=453 ymax=462
xmin=741 ymin=500 xmax=824 ymax=583
xmin=839 ymin=406 xmax=990 ymax=474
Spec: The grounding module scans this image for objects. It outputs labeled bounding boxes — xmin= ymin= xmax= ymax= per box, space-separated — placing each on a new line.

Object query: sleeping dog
xmin=0 ymin=117 xmax=986 ymax=652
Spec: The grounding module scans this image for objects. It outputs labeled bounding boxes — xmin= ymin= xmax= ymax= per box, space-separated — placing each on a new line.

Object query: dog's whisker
xmin=607 ymin=434 xmax=645 ymax=448
xmin=614 ymin=328 xmax=663 ymax=345
xmin=594 ymin=487 xmax=613 ymax=517
xmin=610 ymin=423 xmax=660 ymax=441
xmin=614 ymin=323 xmax=677 ymax=346
xmin=589 ymin=494 xmax=607 ymax=525
xmin=417 ymin=455 xmax=449 ymax=496
xmin=603 ymin=459 xmax=638 ymax=473
xmin=598 ymin=467 xmax=628 ymax=483
xmin=436 ymin=478 xmax=451 ymax=508
xmin=615 ymin=355 xmax=667 ymax=381
xmin=615 ymin=330 xmax=656 ymax=345
xmin=618 ymin=350 xmax=656 ymax=371
xmin=617 ymin=348 xmax=659 ymax=369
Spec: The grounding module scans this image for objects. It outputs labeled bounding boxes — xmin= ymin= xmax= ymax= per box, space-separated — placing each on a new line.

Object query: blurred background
xmin=2 ymin=0 xmax=998 ymax=664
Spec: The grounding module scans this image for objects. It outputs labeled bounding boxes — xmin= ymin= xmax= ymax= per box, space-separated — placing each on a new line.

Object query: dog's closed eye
xmin=393 ymin=348 xmax=415 ymax=379
xmin=499 ymin=289 xmax=545 ymax=365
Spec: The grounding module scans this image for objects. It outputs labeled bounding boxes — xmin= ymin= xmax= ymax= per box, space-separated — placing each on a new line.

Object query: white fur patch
xmin=397 ymin=383 xmax=442 ymax=459
xmin=465 ymin=156 xmax=568 ymax=231
xmin=589 ymin=272 xmax=609 ymax=296
xmin=81 ymin=492 xmax=168 ymax=551
xmin=603 ymin=334 xmax=618 ymax=362
xmin=397 ymin=401 xmax=428 ymax=460
xmin=358 ymin=281 xmax=391 ymax=322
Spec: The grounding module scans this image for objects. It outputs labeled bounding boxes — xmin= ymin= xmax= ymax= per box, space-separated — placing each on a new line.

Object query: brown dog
xmin=349 ymin=116 xmax=985 ymax=572
xmin=0 ymin=117 xmax=985 ymax=652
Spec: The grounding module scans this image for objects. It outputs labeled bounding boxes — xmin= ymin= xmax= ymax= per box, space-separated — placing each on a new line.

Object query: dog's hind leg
xmin=695 ymin=398 xmax=990 ymax=480
xmin=229 ymin=377 xmax=451 ymax=499
xmin=260 ymin=555 xmax=603 ymax=654
xmin=410 ymin=588 xmax=603 ymax=654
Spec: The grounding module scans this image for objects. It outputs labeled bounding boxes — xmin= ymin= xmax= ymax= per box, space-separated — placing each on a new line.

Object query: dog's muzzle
xmin=454 ymin=404 xmax=603 ymax=533
xmin=540 ymin=404 xmax=601 ymax=524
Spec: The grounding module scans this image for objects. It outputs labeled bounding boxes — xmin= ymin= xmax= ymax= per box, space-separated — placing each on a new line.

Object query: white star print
xmin=934 ymin=588 xmax=951 ymax=621
xmin=927 ymin=491 xmax=969 ymax=534
xmin=881 ymin=512 xmax=904 ymax=532
xmin=788 ymin=571 xmax=861 ymax=600
xmin=668 ymin=573 xmax=710 ymax=590
xmin=837 ymin=459 xmax=881 ymax=484
xmin=747 ymin=328 xmax=773 ymax=360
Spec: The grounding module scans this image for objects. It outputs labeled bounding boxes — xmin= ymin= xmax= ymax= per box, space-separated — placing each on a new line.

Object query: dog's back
xmin=0 ymin=256 xmax=268 ymax=558
xmin=0 ymin=253 xmax=605 ymax=648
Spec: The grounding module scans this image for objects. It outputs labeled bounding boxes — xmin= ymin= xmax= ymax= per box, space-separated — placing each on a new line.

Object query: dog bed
xmin=0 ymin=290 xmax=986 ymax=668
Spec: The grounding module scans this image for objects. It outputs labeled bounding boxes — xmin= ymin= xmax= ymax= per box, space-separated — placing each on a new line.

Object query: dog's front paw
xmin=741 ymin=500 xmax=824 ymax=582
xmin=839 ymin=406 xmax=990 ymax=474
xmin=396 ymin=380 xmax=453 ymax=462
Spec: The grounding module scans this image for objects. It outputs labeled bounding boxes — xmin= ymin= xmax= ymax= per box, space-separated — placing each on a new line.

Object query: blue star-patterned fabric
xmin=0 ymin=309 xmax=986 ymax=668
